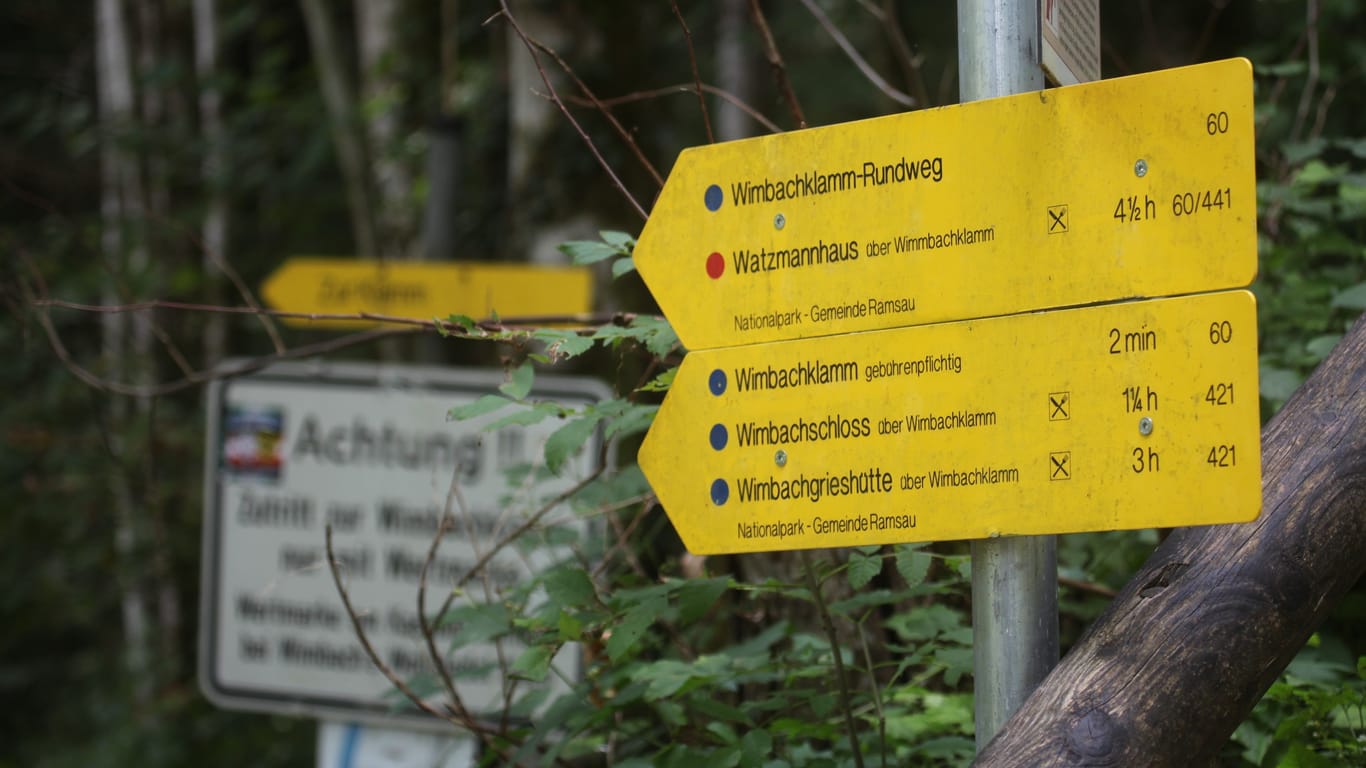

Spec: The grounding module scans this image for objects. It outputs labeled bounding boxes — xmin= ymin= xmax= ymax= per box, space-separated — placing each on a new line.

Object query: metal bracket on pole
xmin=956 ymin=0 xmax=1060 ymax=752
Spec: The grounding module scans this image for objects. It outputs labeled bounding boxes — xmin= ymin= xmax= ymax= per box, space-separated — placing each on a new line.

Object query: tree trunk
xmin=95 ymin=0 xmax=153 ymax=708
xmin=356 ymin=0 xmax=412 ymax=260
xmin=299 ymin=0 xmax=377 ymax=258
xmin=194 ymin=0 xmax=228 ymax=366
xmin=715 ymin=0 xmax=755 ymax=142
xmin=974 ymin=311 xmax=1366 ymax=767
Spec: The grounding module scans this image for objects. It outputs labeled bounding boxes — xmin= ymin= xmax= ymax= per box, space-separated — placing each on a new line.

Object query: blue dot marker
xmin=710 ymin=479 xmax=729 ymax=505
xmin=709 ymin=369 xmax=727 ymax=396
xmin=709 ymin=424 xmax=728 ymax=451
xmin=704 ymin=184 xmax=723 ymax=212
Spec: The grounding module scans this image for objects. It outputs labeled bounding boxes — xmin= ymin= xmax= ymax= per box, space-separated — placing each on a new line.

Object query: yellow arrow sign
xmin=635 ymin=58 xmax=1255 ymax=350
xmin=639 ymin=291 xmax=1260 ymax=554
xmin=261 ymin=258 xmax=593 ymax=328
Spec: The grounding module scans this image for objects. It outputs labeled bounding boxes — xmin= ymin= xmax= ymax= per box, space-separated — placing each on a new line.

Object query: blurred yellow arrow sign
xmin=639 ymin=291 xmax=1260 ymax=554
xmin=261 ymin=258 xmax=593 ymax=328
xmin=634 ymin=58 xmax=1255 ymax=350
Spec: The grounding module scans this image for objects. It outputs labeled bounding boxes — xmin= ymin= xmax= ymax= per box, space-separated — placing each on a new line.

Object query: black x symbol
xmin=1050 ymin=451 xmax=1071 ymax=480
xmin=1047 ymin=205 xmax=1068 ymax=234
xmin=1049 ymin=391 xmax=1070 ymax=420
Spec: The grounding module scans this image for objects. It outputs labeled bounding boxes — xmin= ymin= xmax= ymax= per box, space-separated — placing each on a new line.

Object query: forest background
xmin=2 ymin=1 xmax=1364 ymax=766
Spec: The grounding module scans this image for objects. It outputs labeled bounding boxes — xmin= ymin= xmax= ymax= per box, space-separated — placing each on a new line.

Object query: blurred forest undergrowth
xmin=2 ymin=1 xmax=1364 ymax=766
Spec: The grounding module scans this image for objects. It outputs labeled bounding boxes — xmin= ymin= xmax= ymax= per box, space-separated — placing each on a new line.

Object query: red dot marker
xmin=705 ymin=252 xmax=724 ymax=279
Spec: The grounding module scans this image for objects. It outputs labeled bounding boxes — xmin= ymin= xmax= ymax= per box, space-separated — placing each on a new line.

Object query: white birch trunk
xmin=356 ymin=0 xmax=412 ymax=259
xmin=194 ymin=0 xmax=228 ymax=366
xmin=715 ymin=0 xmax=755 ymax=142
xmin=95 ymin=0 xmax=153 ymax=707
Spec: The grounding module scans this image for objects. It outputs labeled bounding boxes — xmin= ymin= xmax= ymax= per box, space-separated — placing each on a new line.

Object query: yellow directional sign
xmin=261 ymin=258 xmax=593 ymax=328
xmin=640 ymin=291 xmax=1260 ymax=554
xmin=635 ymin=58 xmax=1255 ymax=350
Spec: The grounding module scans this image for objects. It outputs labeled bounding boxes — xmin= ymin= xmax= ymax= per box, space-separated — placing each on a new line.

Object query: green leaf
xmin=1305 ymin=334 xmax=1341 ymax=361
xmin=637 ymin=368 xmax=676 ymax=392
xmin=444 ymin=602 xmax=512 ymax=647
xmin=606 ymin=594 xmax=667 ymax=662
xmin=937 ymin=646 xmax=975 ymax=687
xmin=895 ymin=546 xmax=933 ymax=587
xmin=544 ymin=566 xmax=598 ymax=607
xmin=676 ymin=577 xmax=729 ymax=623
xmin=1260 ymin=365 xmax=1302 ymax=403
xmin=483 ymin=401 xmax=560 ymax=431
xmin=446 ymin=313 xmax=478 ymax=333
xmin=1331 ymin=281 xmax=1366 ymax=311
xmin=1282 ymin=138 xmax=1327 ymax=166
xmin=611 ymin=256 xmax=636 ymax=278
xmin=510 ymin=643 xmax=555 ymax=682
xmin=532 ymin=328 xmax=595 ymax=359
xmin=447 ymin=394 xmax=512 ymax=421
xmin=601 ymin=402 xmax=657 ymax=440
xmin=1294 ymin=160 xmax=1344 ymax=188
xmin=558 ymin=239 xmax=619 ymax=265
xmin=846 ymin=550 xmax=883 ymax=590
xmin=544 ymin=414 xmax=602 ymax=474
xmin=500 ymin=361 xmax=535 ymax=400
xmin=556 ymin=610 xmax=583 ymax=641
xmin=599 ymin=230 xmax=635 ymax=249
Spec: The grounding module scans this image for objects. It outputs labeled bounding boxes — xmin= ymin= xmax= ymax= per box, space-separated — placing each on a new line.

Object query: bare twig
xmin=554 ymin=83 xmax=782 ymax=134
xmin=801 ymin=551 xmax=865 ymax=768
xmin=434 ymin=440 xmax=610 ymax=628
xmin=490 ymin=3 xmax=648 ymax=220
xmin=748 ymin=0 xmax=807 ymax=129
xmin=865 ymin=0 xmax=929 ymax=108
xmin=325 ymin=525 xmax=465 ymax=727
xmin=1289 ymin=0 xmax=1320 ymax=144
xmin=671 ymin=1 xmax=715 ymax=143
xmin=3 ymin=174 xmax=288 ymax=353
xmin=798 ymin=0 xmax=915 ymax=107
xmin=1188 ymin=0 xmax=1229 ymax=64
xmin=30 ymin=296 xmax=633 ymax=330
xmin=1058 ymin=574 xmax=1118 ymax=599
xmin=520 ymin=33 xmax=664 ymax=187
xmin=26 ymin=280 xmax=647 ymax=396
xmin=30 ymin=290 xmax=414 ymax=397
xmin=855 ymin=618 xmax=888 ymax=768
xmin=416 ymin=475 xmax=475 ymax=724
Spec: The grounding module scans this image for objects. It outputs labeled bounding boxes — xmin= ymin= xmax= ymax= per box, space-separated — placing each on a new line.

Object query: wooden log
xmin=974 ymin=311 xmax=1366 ymax=767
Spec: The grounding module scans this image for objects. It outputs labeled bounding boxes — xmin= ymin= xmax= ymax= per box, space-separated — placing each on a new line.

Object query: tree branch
xmin=798 ymin=0 xmax=915 ymax=107
xmin=553 ymin=83 xmax=782 ymax=134
xmin=490 ymin=3 xmax=648 ymax=219
xmin=748 ymin=0 xmax=807 ymax=129
xmin=671 ymin=1 xmax=715 ymax=143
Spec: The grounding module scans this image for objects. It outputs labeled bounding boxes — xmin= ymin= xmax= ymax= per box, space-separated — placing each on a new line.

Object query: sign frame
xmin=634 ymin=58 xmax=1254 ymax=350
xmin=641 ymin=291 xmax=1261 ymax=554
xmin=198 ymin=361 xmax=608 ymax=730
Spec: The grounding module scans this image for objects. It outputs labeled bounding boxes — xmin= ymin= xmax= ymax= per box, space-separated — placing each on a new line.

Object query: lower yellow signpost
xmin=640 ymin=290 xmax=1260 ymax=554
xmin=261 ymin=258 xmax=593 ymax=328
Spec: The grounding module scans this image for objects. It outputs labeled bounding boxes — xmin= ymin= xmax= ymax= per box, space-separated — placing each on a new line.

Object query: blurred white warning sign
xmin=1041 ymin=0 xmax=1100 ymax=86
xmin=199 ymin=361 xmax=606 ymax=728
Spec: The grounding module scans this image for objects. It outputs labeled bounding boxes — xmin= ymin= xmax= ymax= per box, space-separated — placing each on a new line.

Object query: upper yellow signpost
xmin=639 ymin=291 xmax=1261 ymax=553
xmin=262 ymin=258 xmax=592 ymax=328
xmin=634 ymin=58 xmax=1255 ymax=350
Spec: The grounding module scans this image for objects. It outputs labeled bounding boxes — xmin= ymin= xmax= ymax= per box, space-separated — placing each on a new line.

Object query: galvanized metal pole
xmin=956 ymin=0 xmax=1060 ymax=753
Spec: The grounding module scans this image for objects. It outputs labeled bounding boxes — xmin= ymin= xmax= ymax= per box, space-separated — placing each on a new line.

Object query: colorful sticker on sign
xmin=222 ymin=406 xmax=285 ymax=480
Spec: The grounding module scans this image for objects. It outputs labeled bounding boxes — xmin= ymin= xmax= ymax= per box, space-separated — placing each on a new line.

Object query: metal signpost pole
xmin=956 ymin=0 xmax=1060 ymax=752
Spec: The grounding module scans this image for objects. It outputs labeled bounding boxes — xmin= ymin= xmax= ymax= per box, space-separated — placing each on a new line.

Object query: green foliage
xmin=443 ymin=541 xmax=980 ymax=766
xmin=1248 ymin=2 xmax=1366 ymax=416
xmin=5 ymin=2 xmax=1365 ymax=766
xmin=558 ymin=230 xmax=638 ymax=278
xmin=1230 ymin=638 xmax=1366 ymax=767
